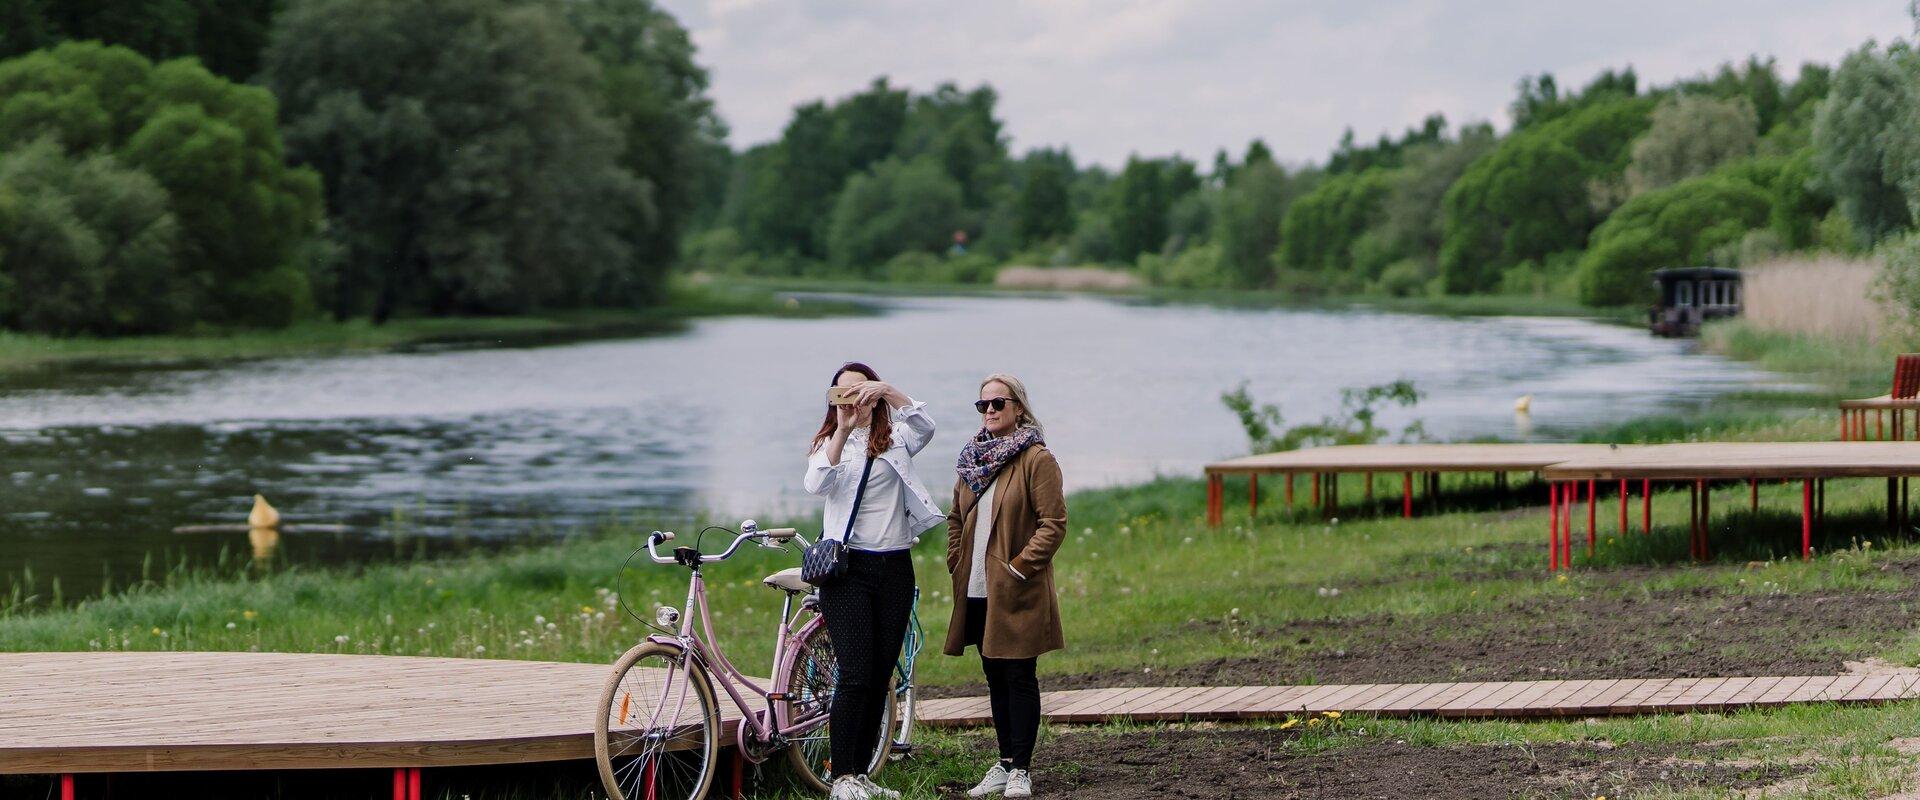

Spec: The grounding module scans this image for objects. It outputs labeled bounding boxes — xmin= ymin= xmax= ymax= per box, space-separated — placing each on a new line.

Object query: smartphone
xmin=827 ymin=386 xmax=857 ymax=406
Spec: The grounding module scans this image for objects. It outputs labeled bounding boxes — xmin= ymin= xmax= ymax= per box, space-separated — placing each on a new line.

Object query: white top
xmin=967 ymin=481 xmax=996 ymax=598
xmin=802 ymin=398 xmax=944 ymax=552
xmin=841 ymin=431 xmax=911 ymax=552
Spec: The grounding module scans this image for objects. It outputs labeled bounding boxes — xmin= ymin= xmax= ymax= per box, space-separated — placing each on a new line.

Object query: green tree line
xmin=0 ymin=0 xmax=724 ymax=333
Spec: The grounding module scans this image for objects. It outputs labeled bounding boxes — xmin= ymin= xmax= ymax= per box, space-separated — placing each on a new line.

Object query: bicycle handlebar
xmin=645 ymin=524 xmax=811 ymax=566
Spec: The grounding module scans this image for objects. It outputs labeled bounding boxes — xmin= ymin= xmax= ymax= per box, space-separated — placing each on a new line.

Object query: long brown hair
xmin=809 ymin=361 xmax=892 ymax=459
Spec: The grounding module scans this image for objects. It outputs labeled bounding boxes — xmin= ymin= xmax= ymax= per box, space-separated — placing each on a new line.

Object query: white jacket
xmin=803 ymin=399 xmax=945 ymax=544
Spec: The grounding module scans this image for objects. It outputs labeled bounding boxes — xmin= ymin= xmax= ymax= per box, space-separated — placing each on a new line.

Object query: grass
xmin=1741 ymin=255 xmax=1889 ymax=341
xmin=0 ymin=280 xmax=867 ymax=375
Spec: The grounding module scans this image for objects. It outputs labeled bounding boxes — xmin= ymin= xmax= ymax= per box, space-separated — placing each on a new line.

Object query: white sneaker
xmin=856 ymin=774 xmax=901 ymax=800
xmin=967 ymin=763 xmax=1010 ymax=797
xmin=830 ymin=775 xmax=872 ymax=800
xmin=1004 ymin=768 xmax=1032 ymax=798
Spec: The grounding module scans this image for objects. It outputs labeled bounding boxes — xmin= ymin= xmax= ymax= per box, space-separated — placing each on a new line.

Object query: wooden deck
xmin=913 ymin=674 xmax=1920 ymax=726
xmin=1205 ymin=443 xmax=1618 ymax=475
xmin=7 ymin=652 xmax=1919 ymax=777
xmin=1542 ymin=441 xmax=1920 ymax=481
xmin=0 ymin=651 xmax=745 ymax=773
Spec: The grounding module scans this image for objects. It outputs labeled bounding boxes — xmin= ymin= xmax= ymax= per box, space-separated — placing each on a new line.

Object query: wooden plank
xmin=1208 ymin=444 xmax=1620 ymax=475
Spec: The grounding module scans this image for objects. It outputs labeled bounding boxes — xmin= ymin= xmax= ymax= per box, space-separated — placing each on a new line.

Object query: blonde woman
xmin=944 ymin=373 xmax=1066 ymax=798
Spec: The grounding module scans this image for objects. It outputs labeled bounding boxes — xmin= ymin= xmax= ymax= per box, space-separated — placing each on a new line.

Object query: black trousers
xmin=965 ymin=597 xmax=1040 ymax=770
xmin=819 ymin=549 xmax=915 ymax=777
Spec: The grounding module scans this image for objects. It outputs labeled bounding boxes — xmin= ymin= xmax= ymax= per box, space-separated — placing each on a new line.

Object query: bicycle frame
xmin=642 ymin=533 xmax=829 ymax=751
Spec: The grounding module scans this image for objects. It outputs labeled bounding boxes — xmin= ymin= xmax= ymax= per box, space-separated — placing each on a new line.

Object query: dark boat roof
xmin=1651 ymin=266 xmax=1741 ymax=281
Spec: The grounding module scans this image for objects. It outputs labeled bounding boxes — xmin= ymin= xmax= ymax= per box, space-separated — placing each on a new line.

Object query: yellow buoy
xmin=248 ymin=494 xmax=281 ymax=529
xmin=1513 ymin=394 xmax=1533 ymax=413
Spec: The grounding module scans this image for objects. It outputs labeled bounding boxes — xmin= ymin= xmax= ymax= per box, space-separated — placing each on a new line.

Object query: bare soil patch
xmin=926 ymin=558 xmax=1920 ymax=698
xmin=932 ymin=728 xmax=1802 ymax=799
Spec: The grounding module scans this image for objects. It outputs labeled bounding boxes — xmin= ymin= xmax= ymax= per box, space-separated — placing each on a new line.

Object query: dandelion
xmin=1278 ymin=719 xmax=1299 ymax=730
xmin=1865 ymin=540 xmax=1874 ymax=549
xmin=242 ymin=610 xmax=258 ymax=621
xmin=473 ymin=645 xmax=486 ymax=654
xmin=581 ymin=605 xmax=595 ymax=614
xmin=545 ymin=623 xmax=557 ymax=631
xmin=1182 ymin=537 xmax=1193 ymax=544
xmin=1323 ymin=711 xmax=1341 ymax=720
xmin=334 ymin=635 xmax=350 ymax=644
xmin=1556 ymin=574 xmax=1568 ymax=583
xmin=226 ymin=622 xmax=238 ymax=630
xmin=151 ymin=627 xmax=162 ymax=636
xmin=533 ymin=615 xmax=546 ymax=626
xmin=1306 ymin=717 xmax=1324 ymax=728
xmin=594 ymin=612 xmax=605 ymax=620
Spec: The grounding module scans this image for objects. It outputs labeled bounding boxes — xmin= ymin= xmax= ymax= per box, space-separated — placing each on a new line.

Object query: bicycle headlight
xmin=656 ymin=606 xmax=681 ymax=628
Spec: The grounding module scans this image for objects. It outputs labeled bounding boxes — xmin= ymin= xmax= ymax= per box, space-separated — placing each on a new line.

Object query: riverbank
xmin=720 ymin=274 xmax=1644 ymax=323
xmin=5 ymin=317 xmax=1919 ymax=798
xmin=0 ymin=281 xmax=866 ymax=375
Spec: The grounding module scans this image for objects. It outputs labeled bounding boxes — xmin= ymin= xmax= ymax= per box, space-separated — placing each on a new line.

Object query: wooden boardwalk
xmin=915 ymin=674 xmax=1920 ymax=726
xmin=7 ymin=652 xmax=1919 ymax=778
xmin=0 ymin=651 xmax=747 ymax=773
xmin=1202 ymin=443 xmax=1618 ymax=524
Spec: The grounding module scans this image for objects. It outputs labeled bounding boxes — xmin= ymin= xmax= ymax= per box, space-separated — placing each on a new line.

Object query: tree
xmin=0 ymin=41 xmax=323 ymax=327
xmin=265 ymin=0 xmax=646 ymax=319
xmin=1277 ymin=168 xmax=1394 ymax=274
xmin=0 ymin=139 xmax=186 ymax=333
xmin=1625 ymin=95 xmax=1759 ymax=195
xmin=896 ymin=83 xmax=1009 ymax=211
xmin=1014 ymin=148 xmax=1073 ymax=246
xmin=1212 ymin=159 xmax=1294 ymax=286
xmin=1811 ymin=41 xmax=1920 ymax=246
xmin=1 ymin=0 xmax=278 ymax=79
xmin=1439 ymin=97 xmax=1655 ymax=292
xmin=1375 ymin=124 xmax=1495 ymax=268
xmin=1576 ymin=170 xmax=1772 ymax=305
xmin=825 ymin=156 xmax=964 ymax=271
xmin=563 ymin=0 xmax=729 ymax=286
xmin=1105 ymin=156 xmax=1197 ymax=260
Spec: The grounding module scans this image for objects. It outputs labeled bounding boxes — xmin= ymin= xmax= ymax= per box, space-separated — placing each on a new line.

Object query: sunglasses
xmin=974 ymin=397 xmax=1015 ymax=413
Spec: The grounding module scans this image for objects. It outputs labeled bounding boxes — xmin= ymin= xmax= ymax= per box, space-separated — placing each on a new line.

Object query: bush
xmin=1374 ymin=259 xmax=1429 ymax=297
xmin=0 ymin=41 xmax=323 ymax=330
xmin=1277 ymin=169 xmax=1394 ymax=274
xmin=0 ymin=139 xmax=187 ymax=334
xmin=1138 ymin=243 xmax=1230 ymax=289
xmin=1440 ymin=97 xmax=1655 ymax=293
xmin=682 ymin=227 xmax=747 ymax=272
xmin=1576 ymin=172 xmax=1771 ymax=305
xmin=1625 ymin=95 xmax=1758 ymax=195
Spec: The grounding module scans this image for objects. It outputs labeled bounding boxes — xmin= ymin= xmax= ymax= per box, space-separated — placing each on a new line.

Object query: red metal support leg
xmin=1549 ymin=482 xmax=1560 ymax=571
xmin=731 ymin=747 xmax=747 ymax=799
xmin=1701 ymin=480 xmax=1711 ymax=561
xmin=1642 ymin=479 xmax=1651 ymax=534
xmin=1803 ymin=479 xmax=1813 ymax=560
xmin=1689 ymin=482 xmax=1700 ymax=561
xmin=409 ymin=768 xmax=422 ymax=800
xmin=1248 ymin=474 xmax=1259 ymax=518
xmin=61 ymin=775 xmax=74 ymax=800
xmin=1749 ymin=479 xmax=1758 ymax=514
xmin=393 ymin=769 xmax=406 ymax=800
xmin=1205 ymin=473 xmax=1223 ymax=527
xmin=1403 ymin=472 xmax=1413 ymax=519
xmin=1618 ymin=479 xmax=1627 ymax=536
xmin=1586 ymin=479 xmax=1597 ymax=556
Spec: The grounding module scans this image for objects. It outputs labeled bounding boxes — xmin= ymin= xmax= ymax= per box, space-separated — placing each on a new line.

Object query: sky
xmin=652 ymin=0 xmax=1915 ymax=168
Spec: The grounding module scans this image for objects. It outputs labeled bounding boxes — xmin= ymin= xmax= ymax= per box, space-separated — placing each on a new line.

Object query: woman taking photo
xmin=802 ymin=362 xmax=943 ymax=800
xmin=944 ymin=373 xmax=1066 ymax=799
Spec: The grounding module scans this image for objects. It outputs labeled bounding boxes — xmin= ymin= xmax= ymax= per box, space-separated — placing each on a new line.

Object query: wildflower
xmin=242 ymin=610 xmax=258 ymax=621
xmin=151 ymin=627 xmax=162 ymax=635
xmin=533 ymin=615 xmax=546 ymax=626
xmin=334 ymin=635 xmax=350 ymax=644
xmin=425 ymin=578 xmax=434 ymax=586
xmin=1278 ymin=719 xmax=1299 ymax=730
xmin=1306 ymin=717 xmax=1324 ymax=728
xmin=1865 ymin=540 xmax=1874 ymax=549
xmin=545 ymin=622 xmax=557 ymax=631
xmin=1323 ymin=711 xmax=1341 ymax=720
xmin=225 ymin=622 xmax=238 ymax=630
xmin=581 ymin=605 xmax=595 ymax=614
xmin=1556 ymin=574 xmax=1568 ymax=583
xmin=594 ymin=612 xmax=605 ymax=620
xmin=473 ymin=645 xmax=486 ymax=654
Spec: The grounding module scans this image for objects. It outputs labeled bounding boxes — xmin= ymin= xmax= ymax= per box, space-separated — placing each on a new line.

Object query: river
xmin=0 ymin=293 xmax=1792 ymax=601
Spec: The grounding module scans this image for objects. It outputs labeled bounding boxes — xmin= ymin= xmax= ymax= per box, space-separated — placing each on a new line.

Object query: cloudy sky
xmin=654 ymin=0 xmax=1912 ymax=168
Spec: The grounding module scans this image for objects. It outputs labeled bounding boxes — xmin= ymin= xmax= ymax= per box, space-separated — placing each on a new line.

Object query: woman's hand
xmin=833 ymin=402 xmax=858 ymax=431
xmin=846 ymin=380 xmax=906 ymax=409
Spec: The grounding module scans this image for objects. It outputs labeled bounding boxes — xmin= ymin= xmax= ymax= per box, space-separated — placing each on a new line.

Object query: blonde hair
xmin=980 ymin=373 xmax=1041 ymax=434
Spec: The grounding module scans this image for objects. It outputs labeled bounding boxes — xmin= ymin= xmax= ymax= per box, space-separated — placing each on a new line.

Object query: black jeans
xmin=965 ymin=597 xmax=1040 ymax=770
xmin=819 ymin=549 xmax=915 ymax=777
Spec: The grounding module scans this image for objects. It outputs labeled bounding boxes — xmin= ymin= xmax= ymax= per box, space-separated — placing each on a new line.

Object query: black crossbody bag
xmin=802 ymin=455 xmax=874 ymax=586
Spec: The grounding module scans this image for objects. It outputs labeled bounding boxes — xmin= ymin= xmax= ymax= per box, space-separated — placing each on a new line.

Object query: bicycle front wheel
xmin=595 ymin=641 xmax=719 ymax=800
xmin=783 ymin=623 xmax=896 ymax=791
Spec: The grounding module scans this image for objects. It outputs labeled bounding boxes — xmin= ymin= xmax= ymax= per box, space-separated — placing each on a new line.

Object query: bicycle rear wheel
xmin=595 ymin=641 xmax=719 ymax=800
xmin=783 ymin=623 xmax=896 ymax=791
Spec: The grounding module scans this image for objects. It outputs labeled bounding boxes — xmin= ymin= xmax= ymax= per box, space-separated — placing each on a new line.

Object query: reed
xmin=1738 ymin=255 xmax=1892 ymax=340
xmin=992 ymin=265 xmax=1144 ymax=291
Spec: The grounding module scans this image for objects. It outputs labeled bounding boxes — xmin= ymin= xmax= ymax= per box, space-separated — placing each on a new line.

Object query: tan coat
xmin=943 ymin=445 xmax=1067 ymax=659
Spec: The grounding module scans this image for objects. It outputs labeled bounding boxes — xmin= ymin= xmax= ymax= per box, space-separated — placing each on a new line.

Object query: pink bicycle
xmin=593 ymin=521 xmax=895 ymax=800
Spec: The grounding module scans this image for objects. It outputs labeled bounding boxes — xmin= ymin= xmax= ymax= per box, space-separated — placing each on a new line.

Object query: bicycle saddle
xmin=762 ymin=567 xmax=814 ymax=592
